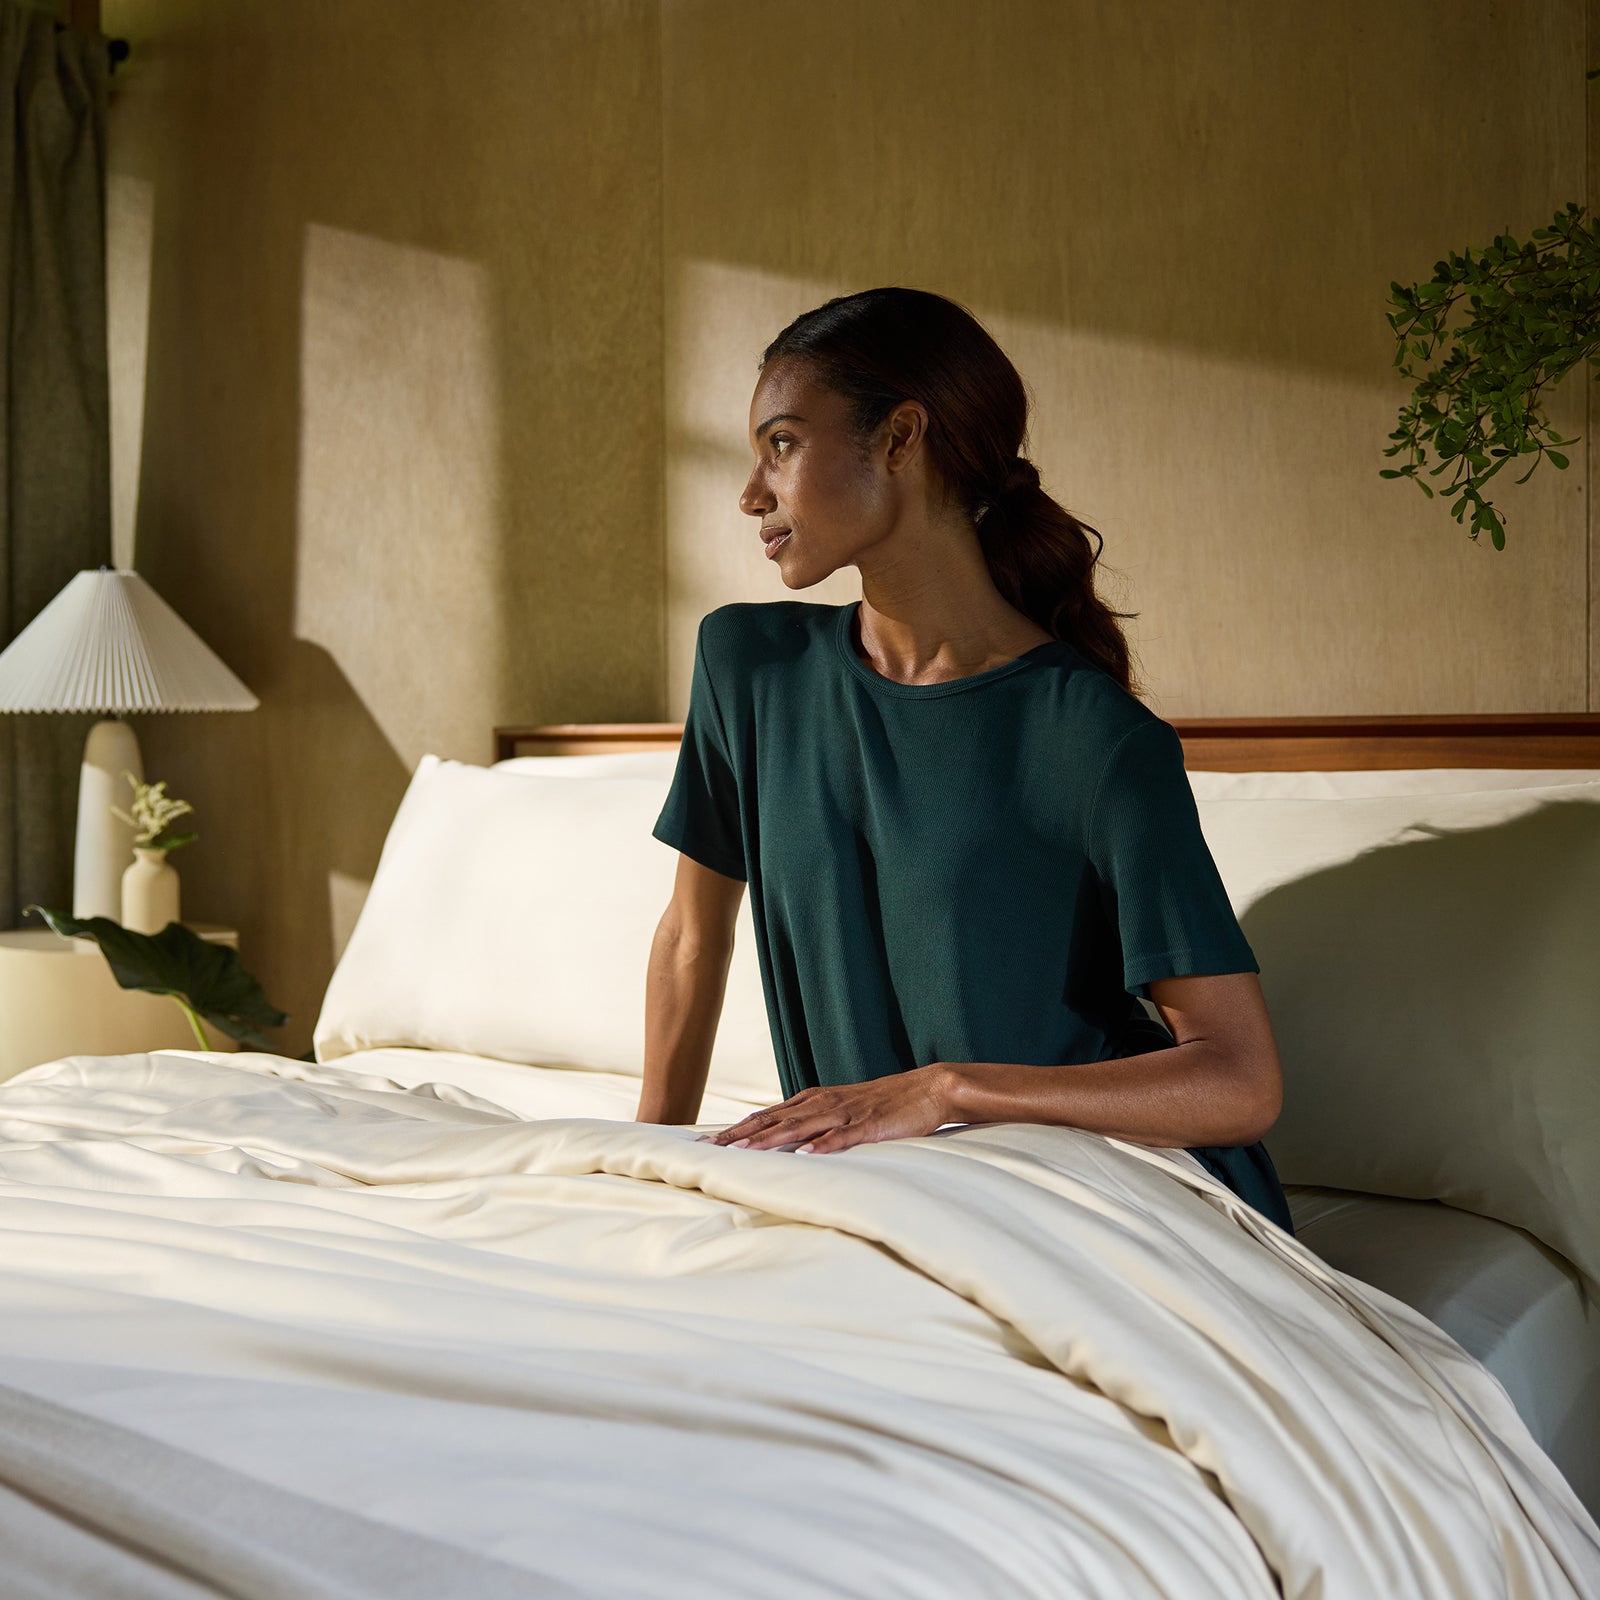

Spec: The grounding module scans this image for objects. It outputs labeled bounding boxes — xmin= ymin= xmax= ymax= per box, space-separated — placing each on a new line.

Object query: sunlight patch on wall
xmin=294 ymin=223 xmax=504 ymax=769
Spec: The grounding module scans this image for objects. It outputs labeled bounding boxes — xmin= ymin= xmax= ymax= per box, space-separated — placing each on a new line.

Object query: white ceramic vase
xmin=121 ymin=846 xmax=181 ymax=934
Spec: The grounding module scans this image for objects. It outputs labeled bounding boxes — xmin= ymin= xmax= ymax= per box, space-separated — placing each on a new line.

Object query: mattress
xmin=1285 ymin=1184 xmax=1600 ymax=1520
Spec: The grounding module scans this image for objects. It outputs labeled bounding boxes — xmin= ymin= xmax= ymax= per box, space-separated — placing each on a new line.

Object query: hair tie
xmin=995 ymin=456 xmax=1041 ymax=501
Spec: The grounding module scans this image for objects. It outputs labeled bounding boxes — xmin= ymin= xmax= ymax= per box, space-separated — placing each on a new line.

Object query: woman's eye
xmin=771 ymin=436 xmax=791 ymax=456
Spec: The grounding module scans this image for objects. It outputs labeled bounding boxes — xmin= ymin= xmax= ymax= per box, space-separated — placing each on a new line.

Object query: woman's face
xmin=739 ymin=358 xmax=904 ymax=586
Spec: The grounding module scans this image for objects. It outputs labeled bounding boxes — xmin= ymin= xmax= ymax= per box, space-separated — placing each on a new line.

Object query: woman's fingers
xmin=696 ymin=1114 xmax=765 ymax=1144
xmin=695 ymin=1100 xmax=842 ymax=1150
xmin=726 ymin=1108 xmax=840 ymax=1150
xmin=693 ymin=1085 xmax=910 ymax=1153
xmin=702 ymin=1106 xmax=787 ymax=1144
xmin=692 ymin=1069 xmax=944 ymax=1154
xmin=793 ymin=1126 xmax=852 ymax=1154
xmin=700 ymin=1091 xmax=826 ymax=1146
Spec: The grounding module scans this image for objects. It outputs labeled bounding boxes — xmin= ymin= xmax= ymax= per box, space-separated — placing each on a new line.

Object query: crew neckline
xmin=834 ymin=601 xmax=1064 ymax=698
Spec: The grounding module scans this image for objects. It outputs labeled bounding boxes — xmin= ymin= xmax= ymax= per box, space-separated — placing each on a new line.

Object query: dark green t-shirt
xmin=652 ymin=599 xmax=1293 ymax=1235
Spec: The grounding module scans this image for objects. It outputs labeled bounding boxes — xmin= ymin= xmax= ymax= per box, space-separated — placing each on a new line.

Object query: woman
xmin=644 ymin=286 xmax=1294 ymax=1236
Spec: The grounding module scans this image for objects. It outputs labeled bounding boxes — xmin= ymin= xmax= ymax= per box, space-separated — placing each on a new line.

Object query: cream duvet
xmin=0 ymin=1047 xmax=1595 ymax=1600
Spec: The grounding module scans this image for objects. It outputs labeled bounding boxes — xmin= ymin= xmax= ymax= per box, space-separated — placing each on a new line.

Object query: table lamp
xmin=0 ymin=566 xmax=259 ymax=924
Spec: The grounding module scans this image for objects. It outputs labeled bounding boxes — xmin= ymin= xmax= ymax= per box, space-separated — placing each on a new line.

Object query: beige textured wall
xmin=661 ymin=0 xmax=1591 ymax=718
xmin=104 ymin=0 xmax=1594 ymax=1054
xmin=104 ymin=0 xmax=664 ymax=1054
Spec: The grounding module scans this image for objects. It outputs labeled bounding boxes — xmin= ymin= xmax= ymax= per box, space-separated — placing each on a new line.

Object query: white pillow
xmin=493 ymin=751 xmax=680 ymax=781
xmin=1188 ymin=766 xmax=1600 ymax=799
xmin=1193 ymin=779 xmax=1600 ymax=1293
xmin=313 ymin=755 xmax=784 ymax=1106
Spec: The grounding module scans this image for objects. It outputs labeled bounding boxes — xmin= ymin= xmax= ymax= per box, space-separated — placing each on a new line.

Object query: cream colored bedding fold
xmin=0 ymin=1378 xmax=570 ymax=1599
xmin=0 ymin=1049 xmax=1595 ymax=1600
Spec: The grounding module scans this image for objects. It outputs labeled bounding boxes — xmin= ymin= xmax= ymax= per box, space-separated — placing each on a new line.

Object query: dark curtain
xmin=0 ymin=1 xmax=111 ymax=931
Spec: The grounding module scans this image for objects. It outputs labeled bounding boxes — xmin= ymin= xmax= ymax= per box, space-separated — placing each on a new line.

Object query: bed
xmin=0 ymin=709 xmax=1597 ymax=1599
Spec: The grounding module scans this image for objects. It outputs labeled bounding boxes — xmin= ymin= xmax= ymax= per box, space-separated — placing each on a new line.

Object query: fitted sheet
xmin=0 ymin=1045 xmax=1596 ymax=1599
xmin=1286 ymin=1185 xmax=1600 ymax=1521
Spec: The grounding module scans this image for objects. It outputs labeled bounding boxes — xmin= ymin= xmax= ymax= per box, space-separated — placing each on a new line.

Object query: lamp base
xmin=73 ymin=720 xmax=143 ymax=925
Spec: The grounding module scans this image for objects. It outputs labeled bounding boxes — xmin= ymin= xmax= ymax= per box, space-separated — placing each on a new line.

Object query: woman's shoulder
xmin=1043 ymin=641 xmax=1171 ymax=752
xmin=699 ymin=601 xmax=839 ymax=666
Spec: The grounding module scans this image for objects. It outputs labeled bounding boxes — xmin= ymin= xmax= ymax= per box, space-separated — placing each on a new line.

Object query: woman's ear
xmin=882 ymin=399 xmax=930 ymax=475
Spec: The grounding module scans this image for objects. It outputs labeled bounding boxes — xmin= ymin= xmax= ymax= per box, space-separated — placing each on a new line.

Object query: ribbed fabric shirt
xmin=652 ymin=600 xmax=1293 ymax=1234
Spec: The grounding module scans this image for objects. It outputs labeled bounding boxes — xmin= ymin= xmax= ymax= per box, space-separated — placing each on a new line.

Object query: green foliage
xmin=22 ymin=906 xmax=289 ymax=1052
xmin=1382 ymin=198 xmax=1598 ymax=550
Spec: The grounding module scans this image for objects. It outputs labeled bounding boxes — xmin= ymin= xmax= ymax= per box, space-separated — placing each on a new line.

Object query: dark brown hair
xmin=760 ymin=286 xmax=1141 ymax=696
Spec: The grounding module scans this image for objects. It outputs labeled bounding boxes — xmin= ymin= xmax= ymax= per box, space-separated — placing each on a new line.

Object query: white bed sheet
xmin=1286 ymin=1184 xmax=1600 ymax=1521
xmin=0 ymin=1044 xmax=1596 ymax=1600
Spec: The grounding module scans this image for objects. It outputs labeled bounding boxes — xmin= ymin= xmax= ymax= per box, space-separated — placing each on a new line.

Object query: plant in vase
xmin=26 ymin=780 xmax=297 ymax=1057
xmin=20 ymin=769 xmax=293 ymax=1055
xmin=111 ymin=770 xmax=197 ymax=935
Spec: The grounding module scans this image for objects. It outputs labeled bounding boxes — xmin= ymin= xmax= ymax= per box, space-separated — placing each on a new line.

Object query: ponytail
xmin=976 ymin=457 xmax=1142 ymax=698
xmin=760 ymin=287 xmax=1144 ymax=698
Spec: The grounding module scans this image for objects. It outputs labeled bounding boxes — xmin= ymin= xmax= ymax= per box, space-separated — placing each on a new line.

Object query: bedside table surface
xmin=0 ymin=922 xmax=238 ymax=952
xmin=0 ymin=922 xmax=244 ymax=1081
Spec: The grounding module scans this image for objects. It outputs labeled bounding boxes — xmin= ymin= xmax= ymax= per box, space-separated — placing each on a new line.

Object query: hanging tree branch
xmin=1381 ymin=68 xmax=1600 ymax=550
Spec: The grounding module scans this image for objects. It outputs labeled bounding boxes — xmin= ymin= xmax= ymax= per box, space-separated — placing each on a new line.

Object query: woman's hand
xmin=696 ymin=1064 xmax=954 ymax=1154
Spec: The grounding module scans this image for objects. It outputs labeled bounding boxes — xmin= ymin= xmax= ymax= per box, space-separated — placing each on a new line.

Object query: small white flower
xmin=110 ymin=770 xmax=196 ymax=848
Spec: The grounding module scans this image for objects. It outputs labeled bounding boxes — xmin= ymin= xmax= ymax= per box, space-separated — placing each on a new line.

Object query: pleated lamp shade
xmin=0 ymin=567 xmax=259 ymax=927
xmin=0 ymin=568 xmax=258 ymax=714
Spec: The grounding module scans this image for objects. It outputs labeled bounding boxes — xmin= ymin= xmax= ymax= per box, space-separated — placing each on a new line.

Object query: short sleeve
xmin=651 ymin=617 xmax=748 ymax=882
xmin=1084 ymin=719 xmax=1257 ymax=998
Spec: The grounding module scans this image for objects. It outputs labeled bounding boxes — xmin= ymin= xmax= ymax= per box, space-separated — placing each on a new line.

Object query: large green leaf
xmin=22 ymin=906 xmax=289 ymax=1051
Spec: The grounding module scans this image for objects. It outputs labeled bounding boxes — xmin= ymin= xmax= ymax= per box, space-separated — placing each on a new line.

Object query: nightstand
xmin=0 ymin=922 xmax=243 ymax=1084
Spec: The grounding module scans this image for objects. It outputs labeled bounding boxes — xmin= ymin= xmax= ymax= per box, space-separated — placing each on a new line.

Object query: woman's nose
xmin=739 ymin=470 xmax=772 ymax=518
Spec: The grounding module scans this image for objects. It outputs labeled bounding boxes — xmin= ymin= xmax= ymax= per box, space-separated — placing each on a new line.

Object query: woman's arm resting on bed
xmin=635 ymin=916 xmax=732 ymax=1124
xmin=636 ymin=853 xmax=745 ymax=1124
xmin=943 ymin=972 xmax=1284 ymax=1149
xmin=703 ymin=972 xmax=1282 ymax=1153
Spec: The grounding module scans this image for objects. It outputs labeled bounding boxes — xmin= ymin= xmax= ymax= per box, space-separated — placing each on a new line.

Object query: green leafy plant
xmin=1380 ymin=64 xmax=1600 ymax=550
xmin=110 ymin=770 xmax=197 ymax=852
xmin=22 ymin=906 xmax=289 ymax=1051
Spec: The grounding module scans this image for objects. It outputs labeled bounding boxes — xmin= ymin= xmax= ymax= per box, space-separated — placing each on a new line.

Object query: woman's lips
xmin=762 ymin=529 xmax=792 ymax=558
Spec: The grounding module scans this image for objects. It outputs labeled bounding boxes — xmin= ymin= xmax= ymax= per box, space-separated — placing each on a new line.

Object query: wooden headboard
xmin=494 ymin=713 xmax=1600 ymax=770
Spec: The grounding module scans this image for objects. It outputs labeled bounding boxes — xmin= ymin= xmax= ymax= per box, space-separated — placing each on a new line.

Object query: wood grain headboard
xmin=494 ymin=713 xmax=1600 ymax=770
